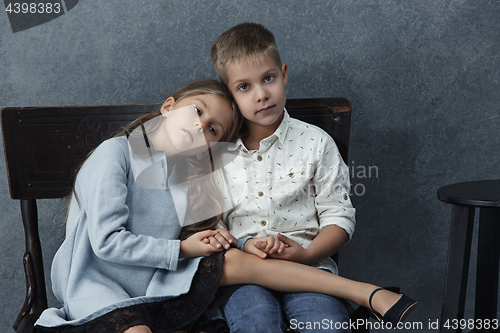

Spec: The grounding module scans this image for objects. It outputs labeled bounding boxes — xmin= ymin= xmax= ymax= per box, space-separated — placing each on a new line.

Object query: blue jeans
xmin=222 ymin=284 xmax=351 ymax=333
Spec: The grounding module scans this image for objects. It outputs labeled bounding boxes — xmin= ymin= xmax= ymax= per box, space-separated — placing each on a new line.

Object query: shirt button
xmin=343 ymin=194 xmax=348 ymax=200
xmin=257 ymin=155 xmax=263 ymax=161
xmin=258 ymin=191 xmax=264 ymax=197
xmin=243 ymin=149 xmax=248 ymax=153
xmin=261 ymin=220 xmax=267 ymax=226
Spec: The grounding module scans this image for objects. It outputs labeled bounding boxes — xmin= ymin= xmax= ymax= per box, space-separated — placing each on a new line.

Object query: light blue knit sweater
xmin=36 ymin=136 xmax=202 ymax=327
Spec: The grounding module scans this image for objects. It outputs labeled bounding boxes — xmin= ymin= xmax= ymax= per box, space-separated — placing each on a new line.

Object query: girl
xmin=34 ymin=78 xmax=416 ymax=333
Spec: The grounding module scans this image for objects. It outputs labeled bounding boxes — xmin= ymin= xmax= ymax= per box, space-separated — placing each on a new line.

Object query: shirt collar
xmin=273 ymin=108 xmax=290 ymax=145
xmin=228 ymin=108 xmax=291 ymax=152
xmin=228 ymin=138 xmax=245 ymax=152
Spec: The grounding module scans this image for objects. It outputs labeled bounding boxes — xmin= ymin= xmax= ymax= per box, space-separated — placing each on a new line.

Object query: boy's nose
xmin=255 ymin=85 xmax=269 ymax=102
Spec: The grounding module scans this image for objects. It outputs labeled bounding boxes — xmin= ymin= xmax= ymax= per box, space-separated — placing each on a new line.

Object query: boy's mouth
xmin=257 ymin=105 xmax=275 ymax=114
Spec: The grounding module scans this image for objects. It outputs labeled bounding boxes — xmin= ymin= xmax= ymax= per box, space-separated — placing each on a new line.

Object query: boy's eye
xmin=194 ymin=106 xmax=202 ymax=116
xmin=264 ymin=76 xmax=274 ymax=82
xmin=238 ymin=84 xmax=249 ymax=91
xmin=209 ymin=126 xmax=217 ymax=135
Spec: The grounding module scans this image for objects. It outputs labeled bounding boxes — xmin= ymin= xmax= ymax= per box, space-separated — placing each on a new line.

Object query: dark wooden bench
xmin=2 ymin=97 xmax=362 ymax=333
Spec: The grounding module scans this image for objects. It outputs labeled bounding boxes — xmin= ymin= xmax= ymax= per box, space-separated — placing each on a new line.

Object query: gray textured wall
xmin=1 ymin=1 xmax=499 ymax=332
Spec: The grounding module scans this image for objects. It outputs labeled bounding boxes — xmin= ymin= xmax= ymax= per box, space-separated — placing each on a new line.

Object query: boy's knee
xmin=224 ymin=285 xmax=284 ymax=333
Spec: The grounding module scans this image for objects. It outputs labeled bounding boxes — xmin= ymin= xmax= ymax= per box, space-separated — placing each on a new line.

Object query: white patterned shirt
xmin=218 ymin=110 xmax=355 ymax=274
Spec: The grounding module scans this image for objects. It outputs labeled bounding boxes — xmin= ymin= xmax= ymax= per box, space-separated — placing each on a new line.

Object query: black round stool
xmin=438 ymin=179 xmax=500 ymax=333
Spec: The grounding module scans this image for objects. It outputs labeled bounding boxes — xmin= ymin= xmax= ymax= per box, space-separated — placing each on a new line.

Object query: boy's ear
xmin=161 ymin=97 xmax=176 ymax=116
xmin=281 ymin=63 xmax=288 ymax=87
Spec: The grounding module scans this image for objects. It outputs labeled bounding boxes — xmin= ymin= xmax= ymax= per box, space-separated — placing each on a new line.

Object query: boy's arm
xmin=304 ymin=225 xmax=349 ymax=262
xmin=315 ymin=135 xmax=355 ymax=236
xmin=311 ymin=133 xmax=355 ymax=254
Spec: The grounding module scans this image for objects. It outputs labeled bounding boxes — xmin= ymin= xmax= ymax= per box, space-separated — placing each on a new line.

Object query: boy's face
xmin=226 ymin=56 xmax=288 ymax=133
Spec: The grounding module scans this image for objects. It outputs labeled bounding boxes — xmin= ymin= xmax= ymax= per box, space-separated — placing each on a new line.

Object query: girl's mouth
xmin=183 ymin=129 xmax=194 ymax=142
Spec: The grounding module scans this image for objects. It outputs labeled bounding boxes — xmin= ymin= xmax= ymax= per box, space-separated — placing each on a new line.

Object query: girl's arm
xmin=77 ymin=139 xmax=182 ymax=270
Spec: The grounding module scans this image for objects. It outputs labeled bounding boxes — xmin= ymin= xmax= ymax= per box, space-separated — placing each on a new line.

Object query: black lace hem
xmin=34 ymin=251 xmax=238 ymax=333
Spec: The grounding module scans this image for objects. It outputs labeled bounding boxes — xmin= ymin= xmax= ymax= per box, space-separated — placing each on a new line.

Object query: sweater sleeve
xmin=75 ymin=138 xmax=180 ymax=271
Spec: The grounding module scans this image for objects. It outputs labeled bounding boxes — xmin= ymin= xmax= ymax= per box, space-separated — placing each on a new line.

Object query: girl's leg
xmin=220 ymin=248 xmax=406 ymax=317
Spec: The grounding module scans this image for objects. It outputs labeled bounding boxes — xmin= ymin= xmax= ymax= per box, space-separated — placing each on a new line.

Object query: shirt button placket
xmin=256 ymin=153 xmax=268 ymax=231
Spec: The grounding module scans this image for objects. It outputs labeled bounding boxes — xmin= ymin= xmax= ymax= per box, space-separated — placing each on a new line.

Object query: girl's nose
xmin=194 ymin=121 xmax=203 ymax=132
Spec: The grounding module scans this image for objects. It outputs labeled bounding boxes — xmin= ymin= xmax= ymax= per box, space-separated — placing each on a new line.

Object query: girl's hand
xmin=244 ymin=236 xmax=287 ymax=259
xmin=180 ymin=230 xmax=225 ymax=258
xmin=201 ymin=228 xmax=237 ymax=250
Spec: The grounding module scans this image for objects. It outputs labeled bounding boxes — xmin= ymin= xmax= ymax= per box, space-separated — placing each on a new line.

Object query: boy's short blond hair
xmin=211 ymin=22 xmax=282 ymax=84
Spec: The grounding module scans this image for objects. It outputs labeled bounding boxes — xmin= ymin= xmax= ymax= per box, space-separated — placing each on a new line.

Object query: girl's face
xmin=156 ymin=94 xmax=232 ymax=157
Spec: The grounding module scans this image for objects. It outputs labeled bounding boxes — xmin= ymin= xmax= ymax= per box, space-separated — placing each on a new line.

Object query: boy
xmin=210 ymin=23 xmax=356 ymax=332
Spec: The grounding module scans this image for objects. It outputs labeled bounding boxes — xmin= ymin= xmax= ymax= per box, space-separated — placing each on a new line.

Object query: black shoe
xmin=368 ymin=287 xmax=417 ymax=326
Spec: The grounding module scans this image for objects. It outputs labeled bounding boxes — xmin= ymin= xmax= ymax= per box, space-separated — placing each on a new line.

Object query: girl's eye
xmin=264 ymin=76 xmax=274 ymax=82
xmin=209 ymin=126 xmax=217 ymax=135
xmin=238 ymin=84 xmax=249 ymax=91
xmin=195 ymin=106 xmax=202 ymax=116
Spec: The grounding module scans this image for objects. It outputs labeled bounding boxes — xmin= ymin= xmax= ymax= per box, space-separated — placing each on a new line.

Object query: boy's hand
xmin=180 ymin=230 xmax=225 ymax=258
xmin=259 ymin=233 xmax=310 ymax=264
xmin=244 ymin=236 xmax=287 ymax=259
xmin=201 ymin=228 xmax=237 ymax=250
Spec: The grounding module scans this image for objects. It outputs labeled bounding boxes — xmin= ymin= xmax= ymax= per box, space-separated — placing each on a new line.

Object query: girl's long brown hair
xmin=64 ymin=79 xmax=242 ymax=239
